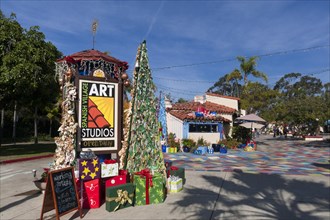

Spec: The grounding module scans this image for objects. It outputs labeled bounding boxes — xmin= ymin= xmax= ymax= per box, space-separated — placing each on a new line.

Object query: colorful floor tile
xmin=163 ymin=136 xmax=330 ymax=176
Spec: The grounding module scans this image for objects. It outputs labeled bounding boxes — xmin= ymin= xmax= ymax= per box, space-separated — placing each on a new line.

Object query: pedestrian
xmin=284 ymin=126 xmax=288 ymax=138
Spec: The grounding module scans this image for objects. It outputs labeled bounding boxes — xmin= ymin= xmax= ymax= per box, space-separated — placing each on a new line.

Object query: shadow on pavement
xmin=312 ymin=163 xmax=330 ymax=170
xmin=170 ymin=172 xmax=329 ymax=219
xmin=0 ymin=190 xmax=41 ymax=213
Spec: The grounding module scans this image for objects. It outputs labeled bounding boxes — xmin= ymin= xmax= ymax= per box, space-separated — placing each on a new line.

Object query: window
xmin=189 ymin=124 xmax=218 ymax=133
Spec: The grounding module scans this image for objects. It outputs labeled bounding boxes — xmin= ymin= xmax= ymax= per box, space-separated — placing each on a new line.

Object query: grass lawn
xmin=0 ymin=142 xmax=56 ymax=162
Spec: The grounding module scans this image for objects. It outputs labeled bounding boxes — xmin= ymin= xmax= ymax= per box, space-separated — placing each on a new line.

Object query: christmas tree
xmin=158 ymin=92 xmax=168 ymax=144
xmin=124 ymin=41 xmax=166 ymax=177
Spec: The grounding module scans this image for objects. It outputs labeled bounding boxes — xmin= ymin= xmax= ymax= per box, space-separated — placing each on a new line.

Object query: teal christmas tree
xmin=124 ymin=41 xmax=166 ymax=177
xmin=158 ymin=92 xmax=168 ymax=144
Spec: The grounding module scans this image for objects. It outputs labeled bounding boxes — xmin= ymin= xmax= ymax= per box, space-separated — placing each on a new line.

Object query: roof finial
xmin=92 ymin=19 xmax=99 ymax=50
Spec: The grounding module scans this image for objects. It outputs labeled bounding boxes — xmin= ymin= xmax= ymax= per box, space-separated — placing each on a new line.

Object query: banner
xmin=78 ymin=80 xmax=118 ymax=151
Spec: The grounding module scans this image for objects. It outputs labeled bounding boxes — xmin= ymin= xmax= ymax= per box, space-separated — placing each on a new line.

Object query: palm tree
xmin=227 ymin=56 xmax=268 ymax=86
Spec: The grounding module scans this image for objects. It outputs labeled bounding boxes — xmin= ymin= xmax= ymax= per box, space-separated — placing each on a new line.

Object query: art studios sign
xmin=78 ymin=79 xmax=120 ymax=151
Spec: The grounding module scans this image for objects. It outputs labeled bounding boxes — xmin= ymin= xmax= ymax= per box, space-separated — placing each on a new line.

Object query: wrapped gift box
xmin=78 ymin=179 xmax=103 ymax=209
xmin=197 ymin=146 xmax=208 ymax=154
xmin=105 ymin=170 xmax=129 ymax=188
xmin=164 ymin=159 xmax=172 ymax=170
xmin=79 ymin=158 xmax=101 ymax=181
xmin=106 ymin=183 xmax=135 ymax=212
xmin=101 ymin=159 xmax=119 ymax=178
xmin=134 ymin=169 xmax=166 ymax=206
xmin=168 ymin=166 xmax=185 ymax=184
xmin=168 ymin=176 xmax=183 ymax=193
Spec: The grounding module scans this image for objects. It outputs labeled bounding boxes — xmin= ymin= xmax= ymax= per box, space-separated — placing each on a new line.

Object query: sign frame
xmin=77 ymin=77 xmax=123 ymax=153
xmin=40 ymin=167 xmax=82 ymax=220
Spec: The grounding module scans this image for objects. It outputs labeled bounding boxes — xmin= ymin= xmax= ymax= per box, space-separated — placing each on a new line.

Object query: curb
xmin=0 ymin=154 xmax=54 ymax=164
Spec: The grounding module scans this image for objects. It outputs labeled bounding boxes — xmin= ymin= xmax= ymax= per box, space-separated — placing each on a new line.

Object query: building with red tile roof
xmin=166 ymin=93 xmax=241 ymax=144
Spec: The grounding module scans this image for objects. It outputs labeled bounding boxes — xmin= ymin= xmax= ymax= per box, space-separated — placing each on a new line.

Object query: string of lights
xmin=153 ymin=68 xmax=330 ymax=85
xmin=153 ymin=68 xmax=330 ymax=99
xmin=150 ymin=45 xmax=329 ymax=72
xmin=127 ymin=45 xmax=329 ymax=80
xmin=153 ymin=76 xmax=215 ymax=83
xmin=155 ymin=83 xmax=205 ymax=95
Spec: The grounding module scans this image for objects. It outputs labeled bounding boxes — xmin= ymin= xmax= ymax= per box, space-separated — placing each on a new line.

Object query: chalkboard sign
xmin=40 ymin=167 xmax=82 ymax=220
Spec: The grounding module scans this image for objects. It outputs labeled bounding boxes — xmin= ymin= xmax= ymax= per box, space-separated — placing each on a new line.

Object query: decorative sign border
xmin=78 ymin=79 xmax=119 ymax=151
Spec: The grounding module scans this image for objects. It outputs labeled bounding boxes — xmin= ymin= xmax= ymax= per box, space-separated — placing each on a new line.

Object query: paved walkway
xmin=165 ymin=135 xmax=330 ymax=176
xmin=0 ymin=135 xmax=329 ymax=220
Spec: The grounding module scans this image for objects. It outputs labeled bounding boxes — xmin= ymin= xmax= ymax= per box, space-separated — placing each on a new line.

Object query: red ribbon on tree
xmin=134 ymin=169 xmax=153 ymax=205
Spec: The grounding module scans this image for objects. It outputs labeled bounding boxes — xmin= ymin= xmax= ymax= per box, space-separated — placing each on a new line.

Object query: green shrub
xmin=232 ymin=126 xmax=251 ymax=143
xmin=217 ymin=138 xmax=241 ymax=149
xmin=181 ymin=138 xmax=196 ymax=148
xmin=168 ymin=133 xmax=180 ymax=151
xmin=196 ymin=137 xmax=210 ymax=146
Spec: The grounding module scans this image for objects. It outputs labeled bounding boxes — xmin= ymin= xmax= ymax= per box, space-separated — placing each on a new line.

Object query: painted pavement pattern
xmin=164 ymin=138 xmax=330 ymax=176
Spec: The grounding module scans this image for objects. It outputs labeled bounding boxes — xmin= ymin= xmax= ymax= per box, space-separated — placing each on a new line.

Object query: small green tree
xmin=125 ymin=41 xmax=166 ymax=177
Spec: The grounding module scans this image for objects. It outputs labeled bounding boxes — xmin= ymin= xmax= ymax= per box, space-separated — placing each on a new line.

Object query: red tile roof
xmin=57 ymin=49 xmax=128 ymax=70
xmin=168 ymin=110 xmax=231 ymax=122
xmin=167 ymin=101 xmax=235 ymax=122
xmin=206 ymin=92 xmax=240 ymax=101
xmin=170 ymin=101 xmax=236 ymax=114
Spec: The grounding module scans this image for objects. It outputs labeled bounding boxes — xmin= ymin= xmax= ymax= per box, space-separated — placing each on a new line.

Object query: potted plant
xmin=32 ymin=168 xmax=49 ymax=193
xmin=168 ymin=133 xmax=180 ymax=153
xmin=181 ymin=138 xmax=196 ymax=153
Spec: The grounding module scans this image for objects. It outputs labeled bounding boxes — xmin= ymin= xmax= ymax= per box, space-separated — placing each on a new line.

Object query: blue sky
xmin=2 ymin=0 xmax=329 ymax=101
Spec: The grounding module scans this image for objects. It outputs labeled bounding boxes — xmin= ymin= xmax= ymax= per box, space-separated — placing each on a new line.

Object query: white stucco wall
xmin=166 ymin=113 xmax=183 ymax=139
xmin=188 ymin=133 xmax=220 ymax=144
xmin=205 ymin=94 xmax=239 ymax=110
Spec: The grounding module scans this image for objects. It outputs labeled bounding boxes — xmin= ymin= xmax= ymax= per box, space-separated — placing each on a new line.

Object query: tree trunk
xmin=34 ymin=106 xmax=38 ymax=144
xmin=49 ymin=118 xmax=52 ymax=137
xmin=12 ymin=101 xmax=17 ymax=145
xmin=0 ymin=108 xmax=4 ymax=147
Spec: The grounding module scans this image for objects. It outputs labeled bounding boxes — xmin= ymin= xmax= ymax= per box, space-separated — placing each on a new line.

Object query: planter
xmin=183 ymin=146 xmax=190 ymax=153
xmin=33 ymin=179 xmax=47 ymax=193
xmin=212 ymin=144 xmax=220 ymax=152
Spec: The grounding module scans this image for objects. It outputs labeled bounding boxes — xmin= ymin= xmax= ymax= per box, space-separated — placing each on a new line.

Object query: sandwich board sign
xmin=40 ymin=167 xmax=82 ymax=220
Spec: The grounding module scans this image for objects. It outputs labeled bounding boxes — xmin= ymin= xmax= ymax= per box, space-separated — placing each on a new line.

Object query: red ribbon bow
xmin=167 ymin=166 xmax=179 ymax=177
xmin=104 ymin=159 xmax=117 ymax=164
xmin=135 ymin=169 xmax=153 ymax=204
xmin=170 ymin=166 xmax=179 ymax=171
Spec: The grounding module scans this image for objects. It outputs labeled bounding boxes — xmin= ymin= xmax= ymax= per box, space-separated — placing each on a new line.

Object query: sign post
xmin=40 ymin=167 xmax=82 ymax=220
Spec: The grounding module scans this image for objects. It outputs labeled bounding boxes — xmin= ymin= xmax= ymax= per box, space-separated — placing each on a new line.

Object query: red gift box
xmin=167 ymin=166 xmax=179 ymax=177
xmin=76 ymin=178 xmax=101 ymax=209
xmin=105 ymin=170 xmax=128 ymax=187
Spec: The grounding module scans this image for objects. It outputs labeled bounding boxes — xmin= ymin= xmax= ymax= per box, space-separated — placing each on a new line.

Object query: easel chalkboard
xmin=40 ymin=167 xmax=82 ymax=220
